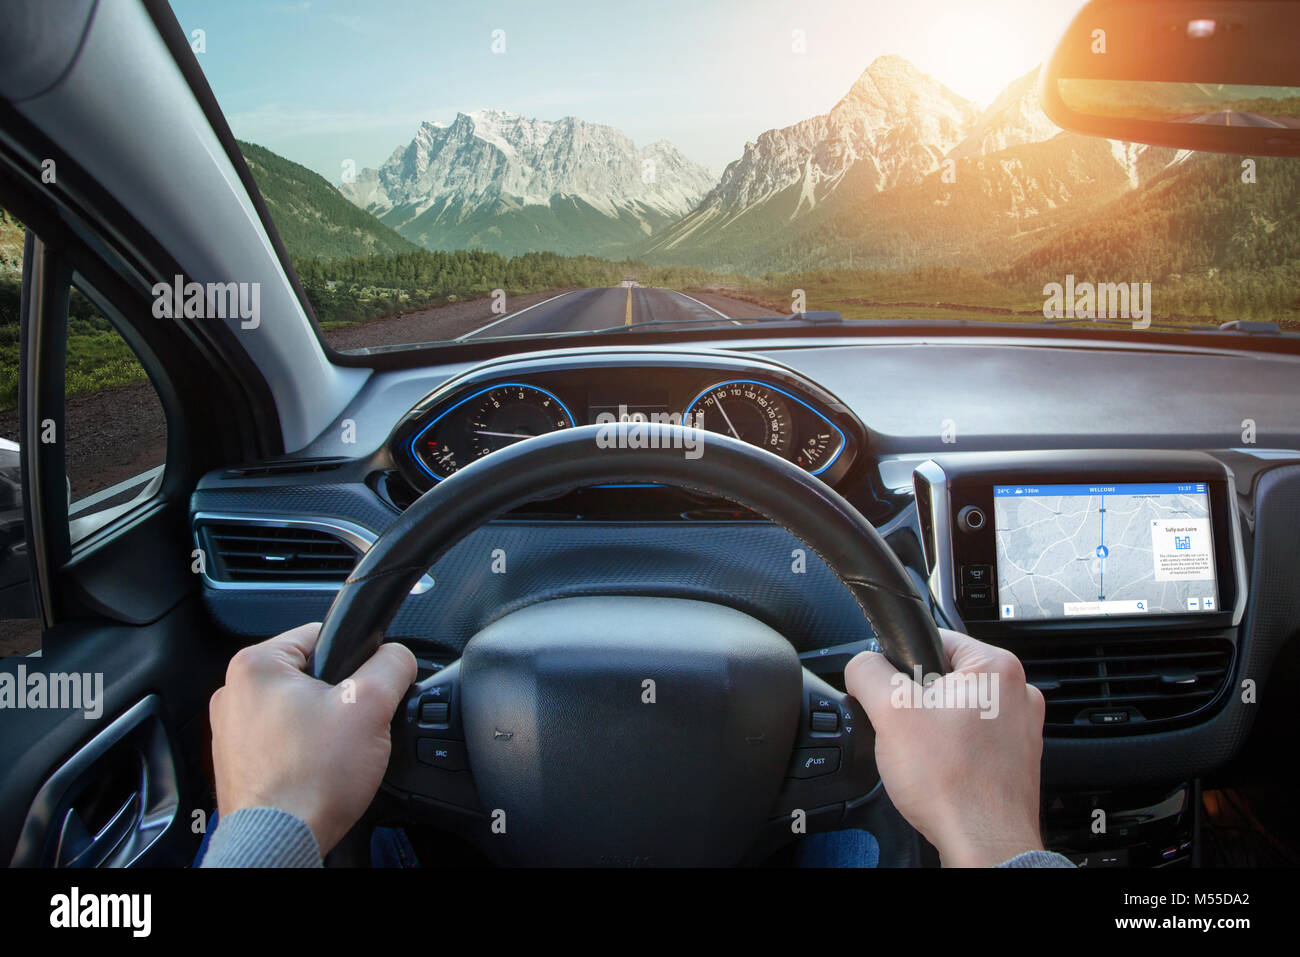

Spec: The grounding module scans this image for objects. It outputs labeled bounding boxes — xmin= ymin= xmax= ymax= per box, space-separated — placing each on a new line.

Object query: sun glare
xmin=922 ymin=12 xmax=1041 ymax=107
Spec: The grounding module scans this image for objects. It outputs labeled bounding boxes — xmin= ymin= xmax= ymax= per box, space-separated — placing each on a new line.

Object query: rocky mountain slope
xmin=341 ymin=110 xmax=714 ymax=257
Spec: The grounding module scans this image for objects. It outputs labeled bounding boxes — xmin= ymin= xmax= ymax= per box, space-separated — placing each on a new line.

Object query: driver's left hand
xmin=209 ymin=623 xmax=417 ymax=855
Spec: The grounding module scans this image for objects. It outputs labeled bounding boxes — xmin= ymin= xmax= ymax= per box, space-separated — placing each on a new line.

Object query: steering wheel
xmin=312 ymin=422 xmax=946 ymax=866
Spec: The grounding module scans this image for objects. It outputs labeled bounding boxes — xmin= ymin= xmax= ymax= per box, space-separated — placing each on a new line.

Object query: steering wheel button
xmin=810 ymin=710 xmax=839 ymax=733
xmin=417 ymin=738 xmax=467 ymax=771
xmin=789 ymin=747 xmax=840 ymax=779
xmin=419 ymin=701 xmax=451 ymax=726
xmin=809 ymin=692 xmax=836 ymax=712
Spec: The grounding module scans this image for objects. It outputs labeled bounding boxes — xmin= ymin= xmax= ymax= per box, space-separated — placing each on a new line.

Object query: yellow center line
xmin=625 ymin=286 xmax=633 ymax=325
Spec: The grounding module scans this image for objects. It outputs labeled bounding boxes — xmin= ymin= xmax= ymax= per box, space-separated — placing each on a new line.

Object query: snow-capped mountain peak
xmin=946 ymin=66 xmax=1062 ymax=160
xmin=339 ymin=110 xmax=714 ymax=254
xmin=645 ymin=54 xmax=979 ymax=252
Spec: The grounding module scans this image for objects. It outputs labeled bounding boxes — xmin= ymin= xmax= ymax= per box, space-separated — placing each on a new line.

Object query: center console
xmin=913 ymin=450 xmax=1245 ymax=642
xmin=911 ymin=450 xmax=1249 ymax=867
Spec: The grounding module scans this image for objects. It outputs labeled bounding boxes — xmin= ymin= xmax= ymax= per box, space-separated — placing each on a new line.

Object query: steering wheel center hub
xmin=459 ymin=596 xmax=802 ymax=866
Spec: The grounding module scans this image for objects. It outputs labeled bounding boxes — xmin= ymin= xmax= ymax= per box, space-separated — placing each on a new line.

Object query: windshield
xmin=171 ymin=0 xmax=1299 ymax=351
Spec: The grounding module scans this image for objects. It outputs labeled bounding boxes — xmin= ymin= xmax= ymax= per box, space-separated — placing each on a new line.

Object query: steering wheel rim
xmin=312 ymin=422 xmax=945 ymax=683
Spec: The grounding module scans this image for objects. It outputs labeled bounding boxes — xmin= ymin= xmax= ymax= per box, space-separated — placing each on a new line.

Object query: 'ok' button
xmin=788 ymin=747 xmax=841 ymax=779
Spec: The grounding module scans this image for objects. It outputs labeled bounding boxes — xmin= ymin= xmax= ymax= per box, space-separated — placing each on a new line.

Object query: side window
xmin=64 ymin=285 xmax=168 ymax=539
xmin=0 ymin=206 xmax=35 ymax=656
xmin=0 ymin=206 xmax=169 ymax=657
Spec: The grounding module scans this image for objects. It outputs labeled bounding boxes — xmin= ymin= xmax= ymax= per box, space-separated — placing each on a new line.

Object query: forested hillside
xmin=239 ymin=141 xmax=422 ymax=260
xmin=999 ymin=154 xmax=1300 ymax=319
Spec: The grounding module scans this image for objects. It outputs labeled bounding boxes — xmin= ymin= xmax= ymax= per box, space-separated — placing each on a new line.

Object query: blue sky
xmin=170 ymin=0 xmax=1087 ymax=181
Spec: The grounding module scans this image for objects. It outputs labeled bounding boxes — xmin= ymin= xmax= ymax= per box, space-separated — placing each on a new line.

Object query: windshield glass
xmin=171 ymin=0 xmax=1299 ymax=351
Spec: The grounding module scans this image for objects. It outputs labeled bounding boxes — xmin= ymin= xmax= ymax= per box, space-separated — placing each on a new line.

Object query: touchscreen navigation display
xmin=992 ymin=482 xmax=1218 ymax=621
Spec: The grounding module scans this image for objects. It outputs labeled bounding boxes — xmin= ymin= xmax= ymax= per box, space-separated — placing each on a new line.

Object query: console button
xmin=419 ymin=701 xmax=450 ymax=726
xmin=962 ymin=564 xmax=992 ymax=585
xmin=1069 ymin=848 xmax=1129 ymax=867
xmin=417 ymin=738 xmax=467 ymax=771
xmin=957 ymin=505 xmax=986 ymax=533
xmin=809 ymin=691 xmax=837 ymax=713
xmin=810 ymin=711 xmax=839 ymax=733
xmin=962 ymin=585 xmax=994 ymax=606
xmin=1089 ymin=710 xmax=1130 ymax=725
xmin=789 ymin=747 xmax=840 ymax=779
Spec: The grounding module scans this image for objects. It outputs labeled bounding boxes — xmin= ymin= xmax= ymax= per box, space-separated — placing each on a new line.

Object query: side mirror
xmin=1040 ymin=0 xmax=1300 ymax=156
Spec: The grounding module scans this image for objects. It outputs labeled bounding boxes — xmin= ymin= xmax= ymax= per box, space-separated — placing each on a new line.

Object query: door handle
xmin=55 ymin=791 xmax=141 ymax=868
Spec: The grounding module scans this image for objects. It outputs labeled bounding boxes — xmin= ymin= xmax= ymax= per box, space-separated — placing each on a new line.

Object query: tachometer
xmin=686 ymin=381 xmax=793 ymax=459
xmin=411 ymin=384 xmax=574 ymax=480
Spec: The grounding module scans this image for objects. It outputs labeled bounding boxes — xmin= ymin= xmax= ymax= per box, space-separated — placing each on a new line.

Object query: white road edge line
xmin=668 ymin=289 xmax=744 ymax=325
xmin=455 ymin=289 xmax=581 ymax=341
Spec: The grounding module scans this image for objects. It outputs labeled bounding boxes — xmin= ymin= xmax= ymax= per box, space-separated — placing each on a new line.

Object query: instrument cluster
xmin=388 ymin=354 xmax=864 ymax=493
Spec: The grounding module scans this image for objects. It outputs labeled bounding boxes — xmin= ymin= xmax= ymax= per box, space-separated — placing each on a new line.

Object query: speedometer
xmin=410 ymin=383 xmax=574 ymax=481
xmin=686 ymin=381 xmax=793 ymax=459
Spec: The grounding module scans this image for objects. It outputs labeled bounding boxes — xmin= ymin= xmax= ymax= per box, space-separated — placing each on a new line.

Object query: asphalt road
xmin=1186 ymin=110 xmax=1296 ymax=128
xmin=458 ymin=286 xmax=745 ymax=340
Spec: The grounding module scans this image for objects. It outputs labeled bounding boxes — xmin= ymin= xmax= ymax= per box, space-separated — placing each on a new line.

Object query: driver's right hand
xmin=845 ymin=629 xmax=1049 ymax=867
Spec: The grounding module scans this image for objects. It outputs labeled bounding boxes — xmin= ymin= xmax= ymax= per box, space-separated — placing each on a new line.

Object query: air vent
xmin=222 ymin=458 xmax=346 ymax=479
xmin=199 ymin=521 xmax=361 ymax=584
xmin=1014 ymin=634 xmax=1234 ymax=733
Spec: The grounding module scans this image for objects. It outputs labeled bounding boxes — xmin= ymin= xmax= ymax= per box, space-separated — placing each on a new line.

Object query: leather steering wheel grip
xmin=311 ymin=423 xmax=947 ymax=685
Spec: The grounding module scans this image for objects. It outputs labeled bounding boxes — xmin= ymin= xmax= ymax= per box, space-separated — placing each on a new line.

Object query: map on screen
xmin=993 ymin=482 xmax=1218 ymax=621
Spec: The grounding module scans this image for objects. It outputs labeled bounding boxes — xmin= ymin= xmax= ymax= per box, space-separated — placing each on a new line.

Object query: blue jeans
xmin=369 ymin=825 xmax=880 ymax=867
xmin=793 ymin=828 xmax=881 ymax=868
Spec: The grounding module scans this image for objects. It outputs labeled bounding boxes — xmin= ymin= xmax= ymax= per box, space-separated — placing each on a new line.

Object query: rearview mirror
xmin=1041 ymin=0 xmax=1300 ymax=156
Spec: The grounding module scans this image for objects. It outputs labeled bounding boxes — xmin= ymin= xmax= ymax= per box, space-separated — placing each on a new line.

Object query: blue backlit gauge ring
xmin=685 ymin=380 xmax=845 ymax=476
xmin=409 ymin=383 xmax=575 ymax=482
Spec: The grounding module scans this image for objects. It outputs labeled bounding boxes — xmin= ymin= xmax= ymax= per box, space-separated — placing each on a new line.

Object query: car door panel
xmin=0 ymin=597 xmax=227 ymax=866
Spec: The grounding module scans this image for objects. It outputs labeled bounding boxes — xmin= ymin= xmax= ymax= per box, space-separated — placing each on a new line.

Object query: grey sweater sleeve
xmin=199 ymin=807 xmax=323 ymax=868
xmin=995 ymin=849 xmax=1076 ymax=868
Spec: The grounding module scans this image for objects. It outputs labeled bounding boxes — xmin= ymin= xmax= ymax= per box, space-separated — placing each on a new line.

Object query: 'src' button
xmin=417 ymin=738 xmax=467 ymax=771
xmin=788 ymin=747 xmax=840 ymax=779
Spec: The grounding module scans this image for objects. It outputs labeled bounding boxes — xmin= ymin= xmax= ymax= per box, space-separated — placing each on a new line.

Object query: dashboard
xmin=189 ymin=336 xmax=1300 ymax=862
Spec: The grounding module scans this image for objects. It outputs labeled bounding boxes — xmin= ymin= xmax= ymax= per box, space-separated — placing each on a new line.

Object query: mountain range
xmin=643 ymin=56 xmax=979 ymax=259
xmin=339 ymin=110 xmax=714 ymax=257
xmin=253 ymin=54 xmax=1295 ymax=291
xmin=329 ymin=56 xmax=1198 ymax=272
xmin=641 ymin=59 xmax=1200 ymax=273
